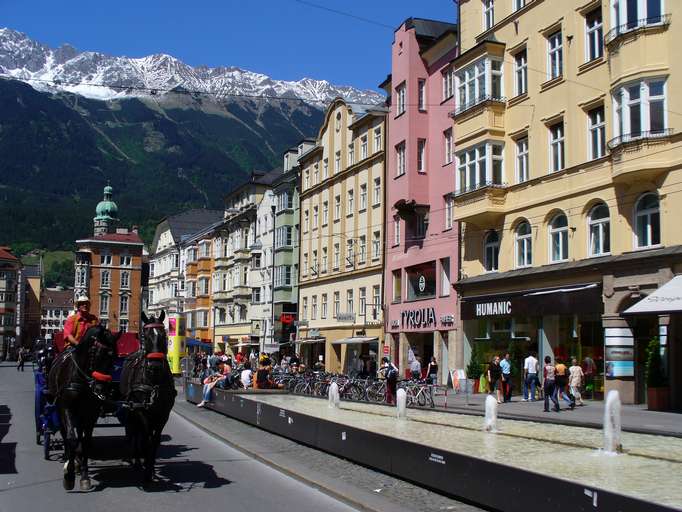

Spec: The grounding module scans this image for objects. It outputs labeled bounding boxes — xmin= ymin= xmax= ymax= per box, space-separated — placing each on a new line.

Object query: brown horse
xmin=120 ymin=311 xmax=176 ymax=484
xmin=48 ymin=325 xmax=120 ymax=491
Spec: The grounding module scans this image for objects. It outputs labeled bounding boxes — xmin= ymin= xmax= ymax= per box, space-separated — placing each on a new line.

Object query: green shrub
xmin=466 ymin=342 xmax=483 ymax=380
xmin=646 ymin=337 xmax=667 ymax=388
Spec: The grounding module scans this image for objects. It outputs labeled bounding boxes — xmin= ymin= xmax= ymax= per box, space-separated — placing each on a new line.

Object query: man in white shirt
xmin=523 ymin=351 xmax=539 ymax=401
xmin=410 ymin=357 xmax=422 ymax=380
xmin=240 ymin=361 xmax=253 ymax=389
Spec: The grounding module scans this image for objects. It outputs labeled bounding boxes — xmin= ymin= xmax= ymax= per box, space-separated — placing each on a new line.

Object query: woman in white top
xmin=240 ymin=361 xmax=253 ymax=389
xmin=568 ymin=358 xmax=585 ymax=406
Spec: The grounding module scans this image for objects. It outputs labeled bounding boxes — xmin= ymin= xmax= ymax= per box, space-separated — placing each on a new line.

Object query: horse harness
xmin=56 ymin=337 xmax=113 ymax=402
xmin=122 ymin=323 xmax=168 ymax=411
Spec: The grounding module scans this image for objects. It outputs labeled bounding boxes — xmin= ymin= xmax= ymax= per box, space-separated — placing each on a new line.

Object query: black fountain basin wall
xmin=184 ymin=379 xmax=679 ymax=512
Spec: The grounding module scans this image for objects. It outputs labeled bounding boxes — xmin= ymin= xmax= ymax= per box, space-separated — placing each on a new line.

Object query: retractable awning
xmin=624 ymin=275 xmax=682 ymax=315
xmin=331 ymin=336 xmax=379 ymax=345
xmin=293 ymin=338 xmax=326 ymax=344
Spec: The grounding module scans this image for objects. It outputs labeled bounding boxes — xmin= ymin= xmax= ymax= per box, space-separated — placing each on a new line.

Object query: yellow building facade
xmin=454 ymin=0 xmax=682 ymax=406
xmin=298 ymin=99 xmax=387 ymax=373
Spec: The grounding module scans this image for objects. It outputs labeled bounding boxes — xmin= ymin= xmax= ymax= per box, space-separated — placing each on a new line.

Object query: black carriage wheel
xmin=43 ymin=432 xmax=50 ymax=460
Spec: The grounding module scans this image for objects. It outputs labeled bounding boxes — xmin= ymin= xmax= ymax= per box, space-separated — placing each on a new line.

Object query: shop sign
xmin=440 ymin=314 xmax=455 ymax=325
xmin=475 ymin=301 xmax=512 ymax=317
xmin=383 ymin=345 xmax=390 ymax=355
xmin=390 ymin=320 xmax=400 ymax=329
xmin=401 ymin=307 xmax=436 ymax=329
xmin=337 ymin=312 xmax=356 ymax=323
xmin=251 ymin=319 xmax=263 ymax=334
xmin=606 ymin=346 xmax=635 ymax=378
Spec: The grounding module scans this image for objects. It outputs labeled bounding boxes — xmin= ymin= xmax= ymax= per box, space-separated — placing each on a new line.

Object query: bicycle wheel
xmin=417 ymin=388 xmax=427 ymax=407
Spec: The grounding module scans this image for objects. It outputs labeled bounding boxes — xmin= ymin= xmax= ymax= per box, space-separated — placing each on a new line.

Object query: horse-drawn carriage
xmin=33 ymin=313 xmax=176 ymax=489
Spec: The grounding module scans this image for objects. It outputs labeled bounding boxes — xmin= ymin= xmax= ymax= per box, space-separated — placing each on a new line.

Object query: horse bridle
xmin=143 ymin=323 xmax=166 ymax=360
xmin=66 ymin=336 xmax=113 ymax=401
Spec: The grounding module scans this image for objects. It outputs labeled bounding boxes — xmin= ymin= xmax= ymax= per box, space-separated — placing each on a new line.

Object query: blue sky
xmin=3 ymin=0 xmax=457 ymax=92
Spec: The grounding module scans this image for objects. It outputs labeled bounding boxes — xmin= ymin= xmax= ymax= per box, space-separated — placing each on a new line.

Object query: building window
xmin=323 ymin=158 xmax=329 ymax=179
xmin=418 ymin=79 xmax=426 ymax=110
xmin=120 ymin=271 xmax=130 ymax=289
xmin=444 ymin=129 xmax=453 ymax=165
xmin=371 ymin=285 xmax=381 ymax=320
xmin=585 ymin=9 xmax=604 ymax=62
xmin=394 ymin=216 xmax=401 ymax=246
xmin=100 ymin=295 xmax=109 ymax=315
xmin=119 ymin=319 xmax=128 ymax=333
xmin=588 ymin=106 xmax=606 ymax=160
xmin=348 ymin=143 xmax=355 ymax=166
xmin=346 ymin=289 xmax=354 ymax=314
xmin=440 ymin=258 xmax=451 ymax=296
xmin=252 ymin=288 xmax=261 ymax=304
xmin=357 ymin=287 xmax=366 ymax=316
xmin=304 ymin=169 xmax=310 ymax=189
xmin=313 ymin=205 xmax=319 ymax=229
xmin=549 ymin=213 xmax=569 ymax=262
xmin=359 ymin=235 xmax=367 ymax=263
xmin=275 ymin=226 xmax=293 ymax=248
xmin=101 ymin=270 xmax=110 ymax=288
xmin=443 ymin=68 xmax=454 ymax=100
xmin=76 ymin=267 xmax=87 ymax=287
xmin=347 ymin=189 xmax=354 ymax=215
xmin=321 ymin=247 xmax=328 ymax=273
xmin=334 ymin=195 xmax=341 ymax=220
xmin=417 ymin=139 xmax=426 ymax=173
xmin=322 ymin=201 xmax=329 ymax=225
xmin=635 ymin=193 xmax=661 ymax=248
xmin=313 ymin=164 xmax=319 ymax=185
xmin=120 ymin=255 xmax=132 ymax=266
xmin=120 ymin=295 xmax=129 ymax=315
xmin=547 ymin=31 xmax=563 ymax=80
xmin=333 ymin=292 xmax=340 ymax=318
xmin=372 ymin=231 xmax=380 ymax=260
xmin=333 ymin=243 xmax=340 ymax=269
xmin=614 ymin=79 xmax=666 ymax=143
xmin=515 ymin=221 xmax=532 ymax=268
xmin=361 ymin=135 xmax=368 ymax=160
xmin=374 ymin=127 xmax=382 ymax=153
xmin=396 ymin=141 xmax=406 ymax=176
xmin=311 ymin=295 xmax=317 ymax=320
xmin=302 ymin=297 xmax=308 ymax=320
xmin=415 ymin=213 xmax=427 ymax=239
xmin=335 ymin=112 xmax=342 ymax=132
xmin=455 ymin=58 xmax=503 ymax=114
xmin=373 ymin=178 xmax=381 ymax=205
xmin=456 ymin=141 xmax=504 ymax=193
xmin=406 ymin=262 xmax=437 ymax=301
xmin=335 ymin=151 xmax=341 ymax=174
xmin=484 ymin=231 xmax=500 ymax=271
xmin=445 ymin=196 xmax=454 ymax=229
xmin=346 ymin=239 xmax=354 ymax=267
xmin=514 ymin=49 xmax=528 ymax=96
xmin=514 ymin=0 xmax=525 ymax=11
xmin=549 ymin=122 xmax=565 ymax=172
xmin=396 ymin=82 xmax=406 ymax=115
xmin=360 ymin=183 xmax=367 ymax=210
xmin=303 ymin=210 xmax=309 ymax=232
xmin=321 ymin=294 xmax=328 ymax=319
xmin=612 ymin=0 xmax=663 ymax=35
xmin=516 ymin=137 xmax=529 ymax=183
xmin=311 ymin=250 xmax=318 ymax=275
xmin=588 ymin=203 xmax=611 ymax=256
xmin=302 ymin=253 xmax=308 ymax=275
xmin=483 ymin=0 xmax=494 ymax=30
xmin=252 ymin=253 xmax=262 ymax=269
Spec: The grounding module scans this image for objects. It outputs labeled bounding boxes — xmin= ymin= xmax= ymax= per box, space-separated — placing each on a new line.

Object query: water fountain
xmin=603 ymin=389 xmax=623 ymax=453
xmin=396 ymin=388 xmax=407 ymax=419
xmin=328 ymin=382 xmax=340 ymax=408
xmin=483 ymin=394 xmax=498 ymax=432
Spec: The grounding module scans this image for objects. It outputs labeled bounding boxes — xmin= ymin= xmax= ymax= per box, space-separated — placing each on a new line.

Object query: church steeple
xmin=94 ymin=183 xmax=119 ymax=235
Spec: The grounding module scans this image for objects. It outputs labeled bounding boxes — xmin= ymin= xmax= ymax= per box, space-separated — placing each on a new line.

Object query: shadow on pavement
xmin=0 ymin=404 xmax=17 ymax=474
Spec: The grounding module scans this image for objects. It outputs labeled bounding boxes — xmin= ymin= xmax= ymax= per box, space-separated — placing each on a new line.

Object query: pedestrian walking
xmin=410 ymin=356 xmax=422 ymax=380
xmin=500 ymin=353 xmax=512 ymax=402
xmin=569 ymin=358 xmax=585 ymax=406
xmin=543 ymin=356 xmax=561 ymax=412
xmin=554 ymin=359 xmax=575 ymax=409
xmin=487 ymin=356 xmax=502 ymax=404
xmin=381 ymin=357 xmax=399 ymax=405
xmin=523 ymin=351 xmax=539 ymax=401
xmin=426 ymin=356 xmax=439 ymax=385
xmin=16 ymin=347 xmax=25 ymax=372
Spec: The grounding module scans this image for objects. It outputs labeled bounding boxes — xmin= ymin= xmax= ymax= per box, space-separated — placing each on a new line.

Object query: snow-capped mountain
xmin=0 ymin=27 xmax=384 ymax=105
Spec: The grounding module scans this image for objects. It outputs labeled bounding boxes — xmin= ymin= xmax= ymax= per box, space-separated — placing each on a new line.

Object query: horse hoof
xmin=63 ymin=474 xmax=75 ymax=491
xmin=80 ymin=479 xmax=91 ymax=491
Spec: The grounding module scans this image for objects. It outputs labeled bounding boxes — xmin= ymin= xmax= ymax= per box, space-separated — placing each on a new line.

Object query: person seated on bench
xmin=240 ymin=361 xmax=253 ymax=389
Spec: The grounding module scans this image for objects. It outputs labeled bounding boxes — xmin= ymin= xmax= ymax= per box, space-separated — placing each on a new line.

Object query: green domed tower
xmin=93 ymin=184 xmax=120 ymax=235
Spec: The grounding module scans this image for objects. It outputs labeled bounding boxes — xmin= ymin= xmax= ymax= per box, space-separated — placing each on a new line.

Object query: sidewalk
xmin=437 ymin=390 xmax=682 ymax=437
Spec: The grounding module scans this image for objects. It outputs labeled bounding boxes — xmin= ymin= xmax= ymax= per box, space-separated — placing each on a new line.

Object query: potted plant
xmin=646 ymin=337 xmax=669 ymax=411
xmin=466 ymin=343 xmax=483 ymax=394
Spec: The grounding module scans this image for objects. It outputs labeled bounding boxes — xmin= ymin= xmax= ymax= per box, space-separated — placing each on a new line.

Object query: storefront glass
xmin=405 ymin=262 xmax=436 ymax=301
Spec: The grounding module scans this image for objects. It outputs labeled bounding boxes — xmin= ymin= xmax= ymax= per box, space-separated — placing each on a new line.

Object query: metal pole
xmin=270 ymin=204 xmax=276 ymax=353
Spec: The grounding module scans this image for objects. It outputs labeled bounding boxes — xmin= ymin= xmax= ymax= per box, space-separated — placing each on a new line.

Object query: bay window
xmin=611 ymin=0 xmax=663 ymax=35
xmin=455 ymin=57 xmax=503 ymax=114
xmin=455 ymin=141 xmax=505 ymax=194
xmin=613 ymin=79 xmax=666 ymax=144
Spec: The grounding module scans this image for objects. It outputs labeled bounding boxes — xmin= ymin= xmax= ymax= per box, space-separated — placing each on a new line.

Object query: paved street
xmin=0 ymin=363 xmax=357 ymax=512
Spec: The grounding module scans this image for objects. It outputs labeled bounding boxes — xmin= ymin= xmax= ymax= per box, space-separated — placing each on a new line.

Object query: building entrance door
xmin=631 ymin=315 xmax=658 ymax=404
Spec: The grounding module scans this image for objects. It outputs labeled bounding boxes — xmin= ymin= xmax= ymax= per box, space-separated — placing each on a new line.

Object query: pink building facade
xmin=382 ymin=18 xmax=459 ymax=383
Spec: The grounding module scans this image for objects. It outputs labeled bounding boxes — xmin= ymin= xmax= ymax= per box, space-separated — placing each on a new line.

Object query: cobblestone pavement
xmin=174 ymin=397 xmax=485 ymax=512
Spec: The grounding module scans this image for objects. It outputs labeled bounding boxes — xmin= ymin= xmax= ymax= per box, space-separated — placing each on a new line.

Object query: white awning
xmin=524 ymin=283 xmax=598 ymax=296
xmin=331 ymin=336 xmax=379 ymax=345
xmin=624 ymin=275 xmax=682 ymax=315
xmin=293 ymin=338 xmax=326 ymax=345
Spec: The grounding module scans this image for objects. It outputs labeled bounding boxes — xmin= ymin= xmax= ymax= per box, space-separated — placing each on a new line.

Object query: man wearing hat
xmin=63 ymin=296 xmax=99 ymax=348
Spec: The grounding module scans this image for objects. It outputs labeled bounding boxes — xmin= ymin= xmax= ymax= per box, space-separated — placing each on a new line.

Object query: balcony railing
xmin=453 ymin=181 xmax=507 ymax=197
xmin=604 ymin=14 xmax=671 ymax=45
xmin=607 ymin=128 xmax=674 ymax=151
xmin=452 ymin=95 xmax=506 ymax=117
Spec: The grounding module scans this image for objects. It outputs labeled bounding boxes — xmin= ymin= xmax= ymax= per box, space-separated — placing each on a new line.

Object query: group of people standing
xmin=487 ymin=352 xmax=586 ymax=412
